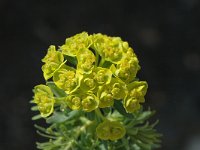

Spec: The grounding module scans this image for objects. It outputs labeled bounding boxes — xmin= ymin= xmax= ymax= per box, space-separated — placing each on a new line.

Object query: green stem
xmin=95 ymin=108 xmax=105 ymax=120
xmin=54 ymin=97 xmax=66 ymax=105
xmin=74 ymin=118 xmax=92 ymax=139
xmin=99 ymin=58 xmax=105 ymax=67
xmin=36 ymin=131 xmax=57 ymax=139
xmin=94 ymin=49 xmax=99 ymax=66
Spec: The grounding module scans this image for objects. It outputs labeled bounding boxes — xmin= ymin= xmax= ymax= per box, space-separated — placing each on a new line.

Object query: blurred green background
xmin=0 ymin=0 xmax=200 ymax=149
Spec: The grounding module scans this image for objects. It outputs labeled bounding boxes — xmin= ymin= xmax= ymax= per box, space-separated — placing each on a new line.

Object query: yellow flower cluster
xmin=34 ymin=32 xmax=148 ymax=116
xmin=33 ymin=32 xmax=148 ymax=143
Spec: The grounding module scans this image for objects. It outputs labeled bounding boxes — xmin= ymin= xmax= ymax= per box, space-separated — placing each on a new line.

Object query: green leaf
xmin=31 ymin=105 xmax=38 ymax=111
xmin=101 ymin=61 xmax=112 ymax=68
xmin=86 ymin=111 xmax=95 ymax=121
xmin=102 ymin=107 xmax=111 ymax=116
xmin=114 ymin=100 xmax=133 ymax=118
xmin=29 ymin=100 xmax=34 ymax=103
xmin=131 ymin=109 xmax=156 ymax=126
xmin=46 ymin=111 xmax=69 ymax=124
xmin=32 ymin=114 xmax=42 ymax=120
xmin=36 ymin=131 xmax=57 ymax=139
xmin=136 ymin=110 xmax=155 ymax=122
xmin=34 ymin=124 xmax=47 ymax=133
xmin=65 ymin=55 xmax=77 ymax=65
xmin=46 ymin=110 xmax=80 ymax=124
xmin=46 ymin=81 xmax=67 ymax=97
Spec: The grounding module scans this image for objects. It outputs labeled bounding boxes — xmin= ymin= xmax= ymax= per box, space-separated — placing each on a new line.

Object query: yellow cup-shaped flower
xmin=77 ymin=48 xmax=96 ymax=74
xmin=123 ymin=97 xmax=140 ymax=113
xmin=98 ymin=91 xmax=114 ymax=108
xmin=53 ymin=68 xmax=81 ymax=94
xmin=42 ymin=45 xmax=64 ymax=63
xmin=92 ymin=33 xmax=123 ymax=63
xmin=94 ymin=67 xmax=112 ymax=85
xmin=96 ymin=120 xmax=126 ymax=141
xmin=66 ymin=95 xmax=82 ymax=110
xmin=33 ymin=85 xmax=55 ymax=117
xmin=97 ymin=78 xmax=127 ymax=107
xmin=110 ymin=78 xmax=127 ymax=100
xmin=41 ymin=45 xmax=65 ymax=80
xmin=96 ymin=121 xmax=110 ymax=140
xmin=34 ymin=84 xmax=53 ymax=97
xmin=116 ymin=55 xmax=140 ymax=82
xmin=82 ymin=94 xmax=99 ymax=112
xmin=128 ymin=81 xmax=148 ymax=103
xmin=97 ymin=84 xmax=114 ymax=108
xmin=60 ymin=32 xmax=92 ymax=57
xmin=80 ymin=73 xmax=96 ymax=92
xmin=109 ymin=121 xmax=126 ymax=141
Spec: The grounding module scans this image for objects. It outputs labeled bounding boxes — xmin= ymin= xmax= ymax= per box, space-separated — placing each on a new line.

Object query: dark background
xmin=0 ymin=0 xmax=200 ymax=150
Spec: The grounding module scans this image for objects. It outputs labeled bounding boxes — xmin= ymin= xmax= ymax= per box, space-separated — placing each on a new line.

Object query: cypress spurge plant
xmin=31 ymin=32 xmax=162 ymax=150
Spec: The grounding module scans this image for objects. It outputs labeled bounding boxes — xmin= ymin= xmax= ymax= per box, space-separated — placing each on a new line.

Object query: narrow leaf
xmin=32 ymin=114 xmax=42 ymax=120
xmin=46 ymin=82 xmax=67 ymax=97
xmin=114 ymin=100 xmax=133 ymax=118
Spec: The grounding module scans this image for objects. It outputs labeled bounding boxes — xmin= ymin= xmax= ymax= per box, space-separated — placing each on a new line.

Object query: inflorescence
xmin=32 ymin=32 xmax=161 ymax=149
